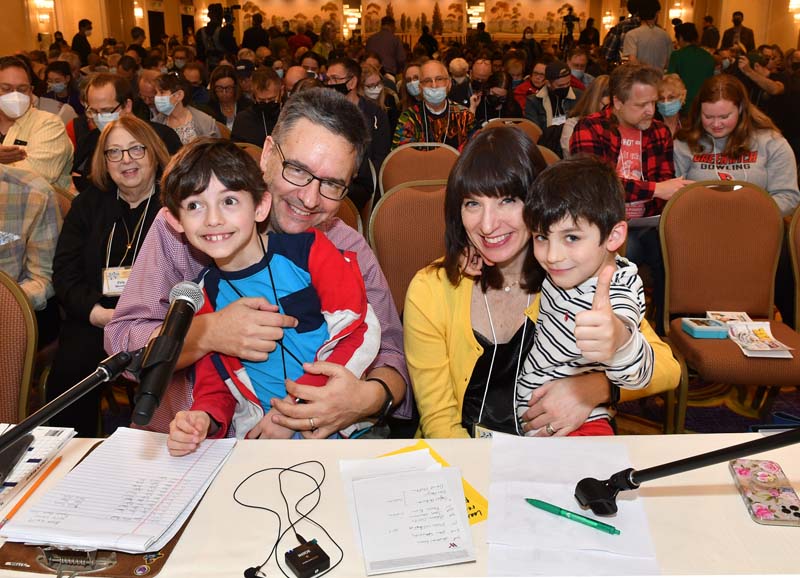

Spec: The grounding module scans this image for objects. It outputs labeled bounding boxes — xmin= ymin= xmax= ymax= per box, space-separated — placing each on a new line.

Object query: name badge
xmin=102 ymin=266 xmax=131 ymax=296
xmin=551 ymin=114 xmax=567 ymax=126
xmin=471 ymin=422 xmax=500 ymax=439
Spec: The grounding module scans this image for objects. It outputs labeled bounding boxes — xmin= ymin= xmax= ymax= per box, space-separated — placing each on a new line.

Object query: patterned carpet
xmin=616 ymin=384 xmax=800 ymax=435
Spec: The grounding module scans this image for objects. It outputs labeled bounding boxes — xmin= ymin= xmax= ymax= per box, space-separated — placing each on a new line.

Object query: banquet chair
xmin=660 ymin=181 xmax=800 ymax=432
xmin=235 ymin=142 xmax=263 ymax=165
xmin=216 ymin=121 xmax=232 ymax=139
xmin=537 ymin=145 xmax=560 ymax=166
xmin=378 ymin=143 xmax=458 ymax=199
xmin=53 ymin=187 xmax=74 ymax=220
xmin=336 ymin=196 xmax=363 ymax=235
xmin=484 ymin=117 xmax=543 ymax=143
xmin=369 ymin=180 xmax=447 ymax=314
xmin=791 ymin=208 xmax=800 ymax=329
xmin=0 ymin=271 xmax=37 ymax=422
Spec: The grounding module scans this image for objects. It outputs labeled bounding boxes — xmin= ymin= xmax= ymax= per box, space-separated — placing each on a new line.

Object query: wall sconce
xmin=668 ymin=2 xmax=682 ymax=21
xmin=602 ymin=11 xmax=614 ymax=31
xmin=34 ymin=0 xmax=54 ymax=9
xmin=791 ymin=0 xmax=800 ymax=24
xmin=38 ymin=13 xmax=50 ymax=23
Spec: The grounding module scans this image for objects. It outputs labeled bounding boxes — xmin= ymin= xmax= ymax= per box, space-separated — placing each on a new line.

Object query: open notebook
xmin=0 ymin=427 xmax=235 ymax=553
xmin=0 ymin=424 xmax=75 ymax=509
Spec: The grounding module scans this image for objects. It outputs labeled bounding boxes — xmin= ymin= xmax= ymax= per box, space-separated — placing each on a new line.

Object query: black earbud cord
xmin=234 ymin=460 xmax=343 ymax=578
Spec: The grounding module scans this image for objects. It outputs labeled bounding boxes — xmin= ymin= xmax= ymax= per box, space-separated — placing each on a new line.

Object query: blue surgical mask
xmin=406 ymin=79 xmax=420 ymax=97
xmin=48 ymin=82 xmax=67 ymax=93
xmin=275 ymin=68 xmax=284 ymax=79
xmin=721 ymin=58 xmax=731 ymax=70
xmin=423 ymin=86 xmax=447 ymax=105
xmin=95 ymin=111 xmax=119 ymax=131
xmin=174 ymin=59 xmax=186 ymax=70
xmin=657 ymin=99 xmax=682 ymax=117
xmin=154 ymin=94 xmax=175 ymax=115
xmin=570 ymin=69 xmax=584 ymax=81
xmin=109 ymin=67 xmax=117 ymax=74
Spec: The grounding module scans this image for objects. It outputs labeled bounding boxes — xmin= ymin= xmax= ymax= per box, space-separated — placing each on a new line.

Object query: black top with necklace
xmin=461 ymin=317 xmax=536 ymax=436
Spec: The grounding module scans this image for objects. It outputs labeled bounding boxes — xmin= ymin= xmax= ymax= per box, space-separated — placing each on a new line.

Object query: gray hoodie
xmin=674 ymin=130 xmax=799 ymax=216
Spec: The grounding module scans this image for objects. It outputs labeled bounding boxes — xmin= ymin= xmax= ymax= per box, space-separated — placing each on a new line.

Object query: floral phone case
xmin=729 ymin=459 xmax=800 ymax=526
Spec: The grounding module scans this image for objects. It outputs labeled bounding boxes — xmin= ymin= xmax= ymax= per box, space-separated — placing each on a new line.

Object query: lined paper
xmin=1 ymin=428 xmax=235 ymax=553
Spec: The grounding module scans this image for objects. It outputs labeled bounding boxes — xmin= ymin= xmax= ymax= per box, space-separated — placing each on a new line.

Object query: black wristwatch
xmin=368 ymin=378 xmax=394 ymax=426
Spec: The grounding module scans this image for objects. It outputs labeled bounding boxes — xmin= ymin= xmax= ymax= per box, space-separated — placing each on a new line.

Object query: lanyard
xmin=104 ymin=186 xmax=154 ymax=270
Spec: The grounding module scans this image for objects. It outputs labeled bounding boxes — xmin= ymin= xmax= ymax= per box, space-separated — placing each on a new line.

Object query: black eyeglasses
xmin=104 ymin=144 xmax=147 ymax=162
xmin=86 ymin=103 xmax=122 ymax=118
xmin=274 ymin=142 xmax=348 ymax=200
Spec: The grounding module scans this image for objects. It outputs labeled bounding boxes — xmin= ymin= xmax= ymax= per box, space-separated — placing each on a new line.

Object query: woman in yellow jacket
xmin=403 ymin=126 xmax=680 ymax=439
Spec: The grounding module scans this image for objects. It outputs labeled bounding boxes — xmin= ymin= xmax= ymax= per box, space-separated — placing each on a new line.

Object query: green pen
xmin=525 ymin=498 xmax=621 ymax=535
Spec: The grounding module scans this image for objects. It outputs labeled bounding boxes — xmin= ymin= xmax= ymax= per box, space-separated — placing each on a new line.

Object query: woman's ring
xmin=545 ymin=423 xmax=556 ymax=436
xmin=309 ymin=417 xmax=316 ymax=430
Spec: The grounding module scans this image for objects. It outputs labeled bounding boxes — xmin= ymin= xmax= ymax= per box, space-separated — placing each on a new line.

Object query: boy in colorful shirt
xmin=163 ymin=139 xmax=380 ymax=455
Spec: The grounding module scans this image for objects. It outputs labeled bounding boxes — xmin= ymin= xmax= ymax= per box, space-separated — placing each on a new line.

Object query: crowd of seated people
xmin=2 ymin=0 xmax=798 ymax=441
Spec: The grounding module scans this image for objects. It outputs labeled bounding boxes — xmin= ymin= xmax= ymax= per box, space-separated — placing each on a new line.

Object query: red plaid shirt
xmin=569 ymin=107 xmax=675 ymax=216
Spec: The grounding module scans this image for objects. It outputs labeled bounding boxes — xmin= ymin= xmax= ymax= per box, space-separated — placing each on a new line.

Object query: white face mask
xmin=95 ymin=111 xmax=120 ymax=131
xmin=0 ymin=91 xmax=31 ymax=119
xmin=364 ymin=85 xmax=383 ymax=100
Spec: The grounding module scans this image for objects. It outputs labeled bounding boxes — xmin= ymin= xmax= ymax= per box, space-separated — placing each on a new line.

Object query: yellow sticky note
xmin=381 ymin=440 xmax=488 ymax=525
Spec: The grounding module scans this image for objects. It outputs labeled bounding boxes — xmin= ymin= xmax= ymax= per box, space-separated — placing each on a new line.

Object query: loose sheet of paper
xmin=352 ymin=467 xmax=475 ymax=575
xmin=381 ymin=440 xmax=488 ymax=524
xmin=487 ymin=434 xmax=658 ymax=576
xmin=1 ymin=427 xmax=235 ymax=553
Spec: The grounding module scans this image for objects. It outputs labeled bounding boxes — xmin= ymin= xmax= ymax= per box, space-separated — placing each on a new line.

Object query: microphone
xmin=132 ymin=281 xmax=205 ymax=426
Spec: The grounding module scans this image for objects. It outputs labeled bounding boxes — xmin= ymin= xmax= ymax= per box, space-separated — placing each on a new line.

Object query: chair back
xmin=790 ymin=208 xmax=800 ymax=329
xmin=378 ymin=143 xmax=458 ymax=199
xmin=235 ymin=142 xmax=264 ymax=165
xmin=660 ymin=181 xmax=783 ymax=330
xmin=54 ymin=187 xmax=74 ymax=219
xmin=336 ymin=196 xmax=363 ymax=234
xmin=368 ymin=180 xmax=447 ymax=313
xmin=537 ymin=144 xmax=560 ymax=165
xmin=0 ymin=271 xmax=37 ymax=422
xmin=216 ymin=121 xmax=232 ymax=139
xmin=485 ymin=117 xmax=543 ymax=143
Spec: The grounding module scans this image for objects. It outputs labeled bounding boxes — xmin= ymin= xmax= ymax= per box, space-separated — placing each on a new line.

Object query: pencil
xmin=0 ymin=456 xmax=62 ymax=529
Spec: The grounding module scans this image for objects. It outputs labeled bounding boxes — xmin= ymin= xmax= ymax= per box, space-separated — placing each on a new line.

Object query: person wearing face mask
xmin=69 ymin=73 xmax=181 ymax=192
xmin=393 ymin=59 xmax=476 ymax=149
xmin=399 ymin=62 xmax=422 ymax=111
xmin=667 ymin=23 xmax=714 ymax=116
xmin=520 ymin=27 xmax=542 ymax=71
xmin=49 ymin=116 xmax=170 ymax=436
xmin=0 ymin=57 xmax=73 ymax=191
xmin=655 ymin=74 xmax=686 ymax=136
xmin=153 ymin=72 xmax=219 ymax=145
xmin=231 ymin=68 xmax=283 ymax=146
xmin=525 ymin=61 xmax=582 ymax=132
xmin=361 ymin=62 xmax=400 ymax=133
xmin=71 ymin=19 xmax=93 ymax=66
xmin=326 ymin=58 xmax=390 ymax=209
xmin=181 ymin=62 xmax=211 ymax=105
xmin=43 ymin=61 xmax=85 ymax=116
xmin=505 ymin=51 xmax=537 ymax=111
xmin=721 ymin=11 xmax=755 ymax=52
xmin=169 ymin=46 xmax=193 ymax=74
xmin=465 ymin=58 xmax=521 ymax=127
xmin=567 ymin=48 xmax=595 ymax=91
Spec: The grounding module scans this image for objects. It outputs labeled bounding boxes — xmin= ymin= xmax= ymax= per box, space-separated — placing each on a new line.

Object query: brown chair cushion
xmin=669 ymin=318 xmax=800 ymax=387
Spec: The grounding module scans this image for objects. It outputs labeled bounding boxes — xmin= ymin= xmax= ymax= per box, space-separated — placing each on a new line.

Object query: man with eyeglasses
xmin=70 ymin=73 xmax=181 ymax=192
xmin=106 ymin=88 xmax=413 ymax=439
xmin=324 ymin=57 xmax=390 ymax=209
xmin=393 ymin=59 xmax=476 ymax=149
xmin=0 ymin=56 xmax=73 ymax=191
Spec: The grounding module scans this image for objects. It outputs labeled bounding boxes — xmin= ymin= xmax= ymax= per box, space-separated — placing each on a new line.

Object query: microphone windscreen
xmin=168 ymin=281 xmax=204 ymax=312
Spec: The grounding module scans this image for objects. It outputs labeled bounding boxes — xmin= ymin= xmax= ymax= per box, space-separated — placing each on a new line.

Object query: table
xmin=0 ymin=433 xmax=798 ymax=576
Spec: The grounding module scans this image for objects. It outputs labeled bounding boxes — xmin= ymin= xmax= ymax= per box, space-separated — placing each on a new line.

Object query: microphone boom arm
xmin=575 ymin=427 xmax=800 ymax=516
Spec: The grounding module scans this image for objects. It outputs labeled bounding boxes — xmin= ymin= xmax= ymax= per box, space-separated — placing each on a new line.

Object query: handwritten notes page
xmin=352 ymin=467 xmax=475 ymax=575
xmin=0 ymin=428 xmax=235 ymax=553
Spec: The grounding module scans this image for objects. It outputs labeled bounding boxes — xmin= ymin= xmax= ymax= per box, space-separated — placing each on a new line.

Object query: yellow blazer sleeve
xmin=404 ymin=267 xmax=472 ymax=439
xmin=620 ymin=320 xmax=680 ymax=402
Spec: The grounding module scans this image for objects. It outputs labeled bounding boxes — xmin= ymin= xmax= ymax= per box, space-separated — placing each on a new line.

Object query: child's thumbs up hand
xmin=574 ymin=265 xmax=628 ymax=362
